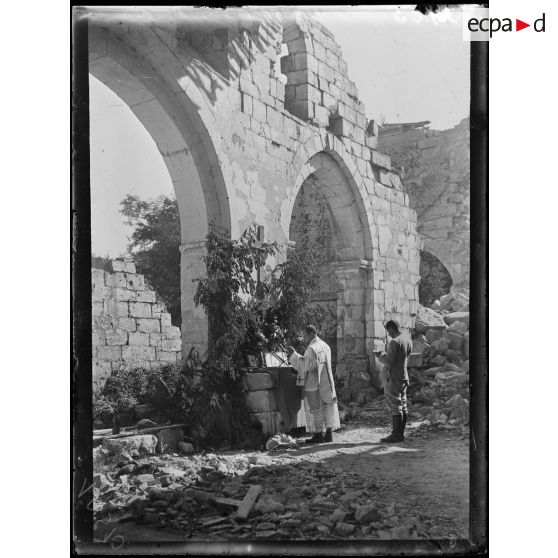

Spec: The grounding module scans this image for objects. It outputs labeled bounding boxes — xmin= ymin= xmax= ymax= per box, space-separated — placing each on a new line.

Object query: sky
xmin=90 ymin=6 xmax=469 ymax=258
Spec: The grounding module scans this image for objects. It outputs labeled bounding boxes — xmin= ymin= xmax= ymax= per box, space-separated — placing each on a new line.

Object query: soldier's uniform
xmin=382 ymin=333 xmax=412 ymax=442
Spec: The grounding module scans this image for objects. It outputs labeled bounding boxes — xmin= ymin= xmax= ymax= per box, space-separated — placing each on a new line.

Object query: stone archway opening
xmin=287 ymin=150 xmax=374 ymax=400
xmin=89 ymin=28 xmax=231 ymax=356
xmin=418 ymin=250 xmax=453 ymax=307
xmin=289 ymin=174 xmax=339 ymax=366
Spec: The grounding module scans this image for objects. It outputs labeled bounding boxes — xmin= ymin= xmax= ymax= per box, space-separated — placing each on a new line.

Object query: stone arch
xmin=89 ymin=24 xmax=233 ymax=354
xmin=285 ymin=141 xmax=375 ymax=400
xmin=419 ymin=249 xmax=453 ymax=307
xmin=421 ymin=239 xmax=463 ymax=288
xmin=284 ymin=134 xmax=375 ymax=260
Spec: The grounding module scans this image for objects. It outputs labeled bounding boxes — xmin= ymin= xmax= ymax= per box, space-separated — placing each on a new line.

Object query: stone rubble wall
xmin=92 ymin=260 xmax=182 ymax=383
xmin=378 ymin=118 xmax=470 ymax=287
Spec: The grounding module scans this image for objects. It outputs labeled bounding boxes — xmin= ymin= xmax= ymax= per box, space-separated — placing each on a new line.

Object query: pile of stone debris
xmin=406 ymin=288 xmax=470 ymax=437
xmin=93 ymin=445 xmax=426 ymax=540
xmin=336 ymin=288 xmax=470 ymax=439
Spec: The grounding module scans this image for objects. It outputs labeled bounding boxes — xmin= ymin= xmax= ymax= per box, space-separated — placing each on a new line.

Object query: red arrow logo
xmin=516 ymin=19 xmax=530 ymax=31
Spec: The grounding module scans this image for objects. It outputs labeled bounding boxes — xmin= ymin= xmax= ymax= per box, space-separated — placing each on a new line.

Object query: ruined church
xmin=88 ymin=9 xmax=470 ymax=398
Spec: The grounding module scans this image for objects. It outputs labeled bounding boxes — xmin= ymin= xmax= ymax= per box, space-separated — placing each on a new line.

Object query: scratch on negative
xmin=472 ymin=430 xmax=476 ymax=453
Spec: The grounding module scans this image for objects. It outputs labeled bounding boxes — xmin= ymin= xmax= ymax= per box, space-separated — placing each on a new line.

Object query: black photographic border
xmin=71 ymin=3 xmax=488 ymax=554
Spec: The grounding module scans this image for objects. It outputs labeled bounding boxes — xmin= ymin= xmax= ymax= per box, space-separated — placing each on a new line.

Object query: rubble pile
xmin=406 ymin=288 xmax=470 ymax=437
xmin=93 ymin=447 xmax=427 ymax=540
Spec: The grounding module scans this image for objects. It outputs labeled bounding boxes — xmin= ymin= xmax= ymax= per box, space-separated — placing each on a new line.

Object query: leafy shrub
xmin=92 ymin=362 xmax=183 ymax=424
xmin=185 ymin=223 xmax=337 ymax=448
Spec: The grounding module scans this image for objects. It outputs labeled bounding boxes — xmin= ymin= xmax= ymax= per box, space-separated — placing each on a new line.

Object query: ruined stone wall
xmin=88 ymin=9 xmax=422 ymax=389
xmin=92 ymin=260 xmax=182 ymax=383
xmin=378 ymin=118 xmax=470 ymax=287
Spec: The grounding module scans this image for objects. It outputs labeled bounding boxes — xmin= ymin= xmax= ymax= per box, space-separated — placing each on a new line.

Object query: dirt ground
xmin=94 ymin=417 xmax=469 ymax=544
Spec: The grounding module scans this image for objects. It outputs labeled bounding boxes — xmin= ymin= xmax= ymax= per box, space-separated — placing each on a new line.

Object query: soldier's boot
xmin=306 ymin=432 xmax=325 ymax=444
xmin=400 ymin=410 xmax=408 ymax=441
xmin=324 ymin=428 xmax=333 ymax=443
xmin=380 ymin=413 xmax=404 ymax=443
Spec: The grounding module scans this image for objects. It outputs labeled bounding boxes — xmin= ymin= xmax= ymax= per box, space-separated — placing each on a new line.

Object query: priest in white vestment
xmin=287 ymin=325 xmax=340 ymax=443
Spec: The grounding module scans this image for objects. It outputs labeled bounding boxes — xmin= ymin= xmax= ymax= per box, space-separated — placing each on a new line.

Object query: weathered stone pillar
xmin=333 ymin=259 xmax=373 ymax=401
xmin=180 ymin=240 xmax=208 ymax=357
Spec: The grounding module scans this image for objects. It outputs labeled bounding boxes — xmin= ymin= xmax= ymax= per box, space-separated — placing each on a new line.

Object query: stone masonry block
xmin=92 ymin=330 xmax=105 ymax=346
xmin=149 ymin=333 xmax=163 ymax=347
xmin=125 ymin=273 xmax=145 ymax=290
xmin=353 ymin=126 xmax=365 ymax=145
xmin=111 ymin=260 xmax=136 ymax=274
xmin=92 ymin=302 xmax=104 ymax=315
xmin=128 ymin=332 xmax=150 ymax=346
xmin=266 ymin=106 xmax=284 ymax=131
xmin=336 ymin=102 xmax=355 ymax=123
xmin=294 ymin=52 xmax=318 ymax=72
xmin=379 ymin=170 xmax=393 ymax=188
xmin=151 ymin=303 xmax=166 ymax=319
xmin=389 ymin=172 xmax=402 ymax=190
xmin=92 ymin=285 xmax=111 ymax=302
xmin=245 ymin=390 xmax=279 ymax=413
xmin=317 ymin=60 xmax=334 ymax=82
xmin=286 ymin=68 xmax=312 ymax=86
xmin=93 ymin=360 xmax=111 ymax=379
xmin=252 ymin=98 xmax=266 ymax=122
xmin=330 ymin=116 xmax=354 ymax=139
xmin=313 ymin=105 xmax=330 ymax=127
xmin=137 ymin=290 xmax=156 ymax=303
xmin=241 ymin=92 xmax=253 ymax=116
xmin=321 ymin=91 xmax=336 ymax=110
xmin=276 ymin=81 xmax=285 ymax=101
xmin=105 ymin=272 xmax=127 ymax=288
xmin=162 ymin=338 xmax=181 ymax=352
xmin=287 ymin=37 xmax=307 ymax=54
xmin=370 ymin=150 xmax=391 ymax=170
xmin=325 ymin=48 xmax=338 ymax=70
xmin=117 ymin=317 xmax=136 ymax=332
xmin=160 ymin=313 xmax=172 ymax=326
xmin=365 ymin=134 xmax=378 ymax=150
xmin=295 ymin=83 xmax=319 ymax=101
xmin=122 ymin=345 xmax=156 ymax=362
xmin=95 ymin=345 xmax=122 ymax=361
xmin=104 ymin=301 xmax=129 ymax=317
xmin=356 ymin=113 xmax=367 ymax=130
xmin=313 ymin=41 xmax=325 ymax=61
xmin=280 ymin=54 xmax=295 ymax=74
xmin=129 ymin=302 xmax=152 ymax=319
xmin=283 ymin=26 xmax=302 ymax=43
xmin=113 ymin=288 xmax=137 ymax=302
xmin=137 ymin=318 xmax=160 ymax=333
xmin=91 ymin=268 xmax=105 ymax=287
xmin=105 ymin=329 xmax=128 ymax=346
xmin=162 ymin=326 xmax=181 ymax=339
xmin=285 ymin=84 xmax=296 ymax=103
xmin=288 ymin=99 xmax=313 ymax=120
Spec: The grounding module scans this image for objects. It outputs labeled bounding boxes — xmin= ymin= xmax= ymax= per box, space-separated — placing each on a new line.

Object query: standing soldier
xmin=287 ymin=325 xmax=340 ymax=443
xmin=380 ymin=320 xmax=412 ymax=443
